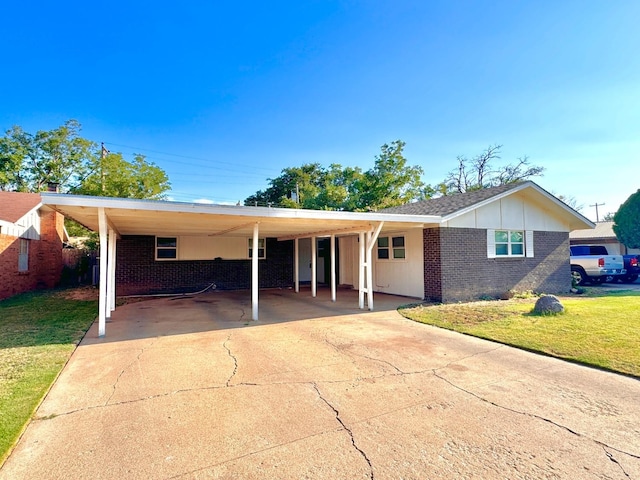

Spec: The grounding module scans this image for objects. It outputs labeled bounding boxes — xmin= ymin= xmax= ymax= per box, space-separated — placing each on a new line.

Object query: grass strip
xmin=399 ymin=290 xmax=640 ymax=377
xmin=0 ymin=290 xmax=97 ymax=464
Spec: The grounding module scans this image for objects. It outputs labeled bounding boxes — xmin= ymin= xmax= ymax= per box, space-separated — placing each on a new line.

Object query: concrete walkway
xmin=1 ymin=289 xmax=639 ymax=479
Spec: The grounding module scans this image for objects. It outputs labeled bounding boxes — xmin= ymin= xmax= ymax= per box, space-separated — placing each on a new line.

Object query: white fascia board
xmin=439 ymin=181 xmax=595 ymax=230
xmin=41 ymin=193 xmax=441 ymax=225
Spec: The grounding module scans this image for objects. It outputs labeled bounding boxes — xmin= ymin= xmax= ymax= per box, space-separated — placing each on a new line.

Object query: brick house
xmin=0 ymin=192 xmax=66 ymax=300
xmin=381 ymin=182 xmax=592 ymax=302
xmin=41 ymin=181 xmax=593 ymax=336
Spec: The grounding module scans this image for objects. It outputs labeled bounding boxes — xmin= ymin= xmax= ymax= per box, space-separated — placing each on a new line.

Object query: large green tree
xmin=245 ymin=141 xmax=428 ymax=211
xmin=613 ymin=190 xmax=640 ymax=248
xmin=72 ymin=151 xmax=170 ymax=199
xmin=356 ymin=141 xmax=426 ymax=210
xmin=0 ymin=120 xmax=170 ymax=199
xmin=0 ymin=120 xmax=94 ymax=192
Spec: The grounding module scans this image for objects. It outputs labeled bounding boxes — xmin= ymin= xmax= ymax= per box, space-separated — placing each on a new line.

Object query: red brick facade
xmin=116 ymin=235 xmax=294 ymax=296
xmin=424 ymin=227 xmax=570 ymax=303
xmin=0 ymin=209 xmax=65 ymax=300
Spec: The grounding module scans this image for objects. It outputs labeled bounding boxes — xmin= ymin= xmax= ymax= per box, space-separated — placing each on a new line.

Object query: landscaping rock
xmin=533 ymin=294 xmax=564 ymax=314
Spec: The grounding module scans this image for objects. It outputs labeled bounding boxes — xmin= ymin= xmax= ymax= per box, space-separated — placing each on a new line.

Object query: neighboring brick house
xmin=0 ymin=192 xmax=66 ymax=300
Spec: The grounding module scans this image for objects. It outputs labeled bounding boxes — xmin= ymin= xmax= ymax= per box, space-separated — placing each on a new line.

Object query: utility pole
xmin=100 ymin=143 xmax=109 ymax=193
xmin=590 ymin=202 xmax=605 ymax=222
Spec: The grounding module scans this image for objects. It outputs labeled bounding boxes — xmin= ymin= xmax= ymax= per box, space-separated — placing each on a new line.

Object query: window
xmin=377 ymin=235 xmax=406 ymax=260
xmin=156 ymin=237 xmax=177 ymax=260
xmin=18 ymin=239 xmax=29 ymax=272
xmin=487 ymin=230 xmax=533 ymax=258
xmin=248 ymin=238 xmax=266 ymax=259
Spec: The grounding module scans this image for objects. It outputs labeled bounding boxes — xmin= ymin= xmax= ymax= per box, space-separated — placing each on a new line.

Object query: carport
xmin=42 ymin=193 xmax=439 ymax=336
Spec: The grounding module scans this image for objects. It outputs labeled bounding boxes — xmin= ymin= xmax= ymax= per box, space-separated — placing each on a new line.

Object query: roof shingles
xmin=0 ymin=192 xmax=42 ymax=223
xmin=381 ymin=182 xmax=525 ymax=217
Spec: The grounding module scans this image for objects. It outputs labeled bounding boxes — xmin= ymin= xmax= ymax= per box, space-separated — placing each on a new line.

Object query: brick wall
xmin=423 ymin=227 xmax=570 ymax=303
xmin=116 ymin=236 xmax=294 ymax=295
xmin=0 ymin=210 xmax=64 ymax=300
xmin=423 ymin=228 xmax=442 ymax=302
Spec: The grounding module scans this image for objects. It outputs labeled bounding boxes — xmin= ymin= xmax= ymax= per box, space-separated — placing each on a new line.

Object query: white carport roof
xmin=41 ymin=193 xmax=441 ymax=337
xmin=40 ymin=193 xmax=441 ymax=239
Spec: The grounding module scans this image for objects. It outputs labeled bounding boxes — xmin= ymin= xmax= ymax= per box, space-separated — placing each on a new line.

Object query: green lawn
xmin=399 ymin=289 xmax=640 ymax=377
xmin=0 ymin=290 xmax=97 ymax=464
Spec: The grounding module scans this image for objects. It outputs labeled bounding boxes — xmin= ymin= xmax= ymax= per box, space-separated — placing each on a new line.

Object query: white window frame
xmin=18 ymin=238 xmax=29 ymax=272
xmin=155 ymin=236 xmax=178 ymax=260
xmin=248 ymin=238 xmax=266 ymax=259
xmin=377 ymin=235 xmax=406 ymax=261
xmin=487 ymin=229 xmax=534 ymax=258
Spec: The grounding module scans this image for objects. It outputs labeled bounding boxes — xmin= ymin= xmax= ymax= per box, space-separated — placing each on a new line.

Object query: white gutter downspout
xmin=97 ymin=207 xmax=108 ymax=337
xmin=252 ymin=222 xmax=259 ymax=321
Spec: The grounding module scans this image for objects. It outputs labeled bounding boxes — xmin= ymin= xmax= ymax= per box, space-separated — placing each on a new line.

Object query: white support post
xmin=311 ymin=236 xmax=317 ymax=298
xmin=97 ymin=208 xmax=108 ymax=337
xmin=294 ymin=237 xmax=299 ymax=293
xmin=364 ymin=222 xmax=384 ymax=311
xmin=252 ymin=223 xmax=259 ymax=321
xmin=358 ymin=231 xmax=365 ymax=309
xmin=330 ymin=234 xmax=336 ymax=302
xmin=107 ymin=227 xmax=116 ymax=316
xmin=366 ymin=231 xmax=374 ymax=311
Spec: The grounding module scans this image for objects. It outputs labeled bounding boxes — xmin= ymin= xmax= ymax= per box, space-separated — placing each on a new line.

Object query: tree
xmin=442 ymin=144 xmax=544 ymax=194
xmin=0 ymin=120 xmax=170 ymax=199
xmin=72 ymin=151 xmax=170 ymax=200
xmin=244 ymin=141 xmax=428 ymax=211
xmin=0 ymin=120 xmax=94 ymax=192
xmin=613 ymin=190 xmax=640 ymax=248
xmin=554 ymin=193 xmax=583 ymax=212
xmin=245 ymin=163 xmax=331 ymax=208
xmin=356 ymin=140 xmax=426 ymax=210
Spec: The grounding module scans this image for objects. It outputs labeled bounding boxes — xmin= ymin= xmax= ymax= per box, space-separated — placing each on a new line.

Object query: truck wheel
xmin=621 ymin=274 xmax=639 ymax=283
xmin=571 ymin=267 xmax=587 ymax=286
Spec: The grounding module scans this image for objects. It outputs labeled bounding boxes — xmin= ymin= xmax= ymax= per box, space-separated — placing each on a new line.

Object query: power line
xmin=103 ymin=141 xmax=280 ymax=175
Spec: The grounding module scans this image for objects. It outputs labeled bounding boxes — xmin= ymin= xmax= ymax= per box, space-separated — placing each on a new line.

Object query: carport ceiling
xmin=41 ymin=194 xmax=441 ymax=239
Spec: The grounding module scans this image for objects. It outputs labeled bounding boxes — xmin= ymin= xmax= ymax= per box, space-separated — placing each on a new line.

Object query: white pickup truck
xmin=570 ymin=245 xmax=626 ymax=285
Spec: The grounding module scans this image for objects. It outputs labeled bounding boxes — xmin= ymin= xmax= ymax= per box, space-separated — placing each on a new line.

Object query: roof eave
xmin=40 ymin=193 xmax=441 ymax=225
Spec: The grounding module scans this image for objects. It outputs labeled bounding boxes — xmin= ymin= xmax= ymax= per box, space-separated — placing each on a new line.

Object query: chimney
xmin=47 ymin=182 xmax=60 ymax=193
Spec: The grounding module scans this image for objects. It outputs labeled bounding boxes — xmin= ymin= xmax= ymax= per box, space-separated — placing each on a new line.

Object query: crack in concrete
xmin=223 ymin=334 xmax=238 ymax=387
xmin=431 ymin=369 xmax=640 ymax=462
xmin=604 ymin=447 xmax=631 ymax=478
xmin=312 ymin=383 xmax=374 ymax=480
xmin=105 ymin=341 xmax=154 ymax=406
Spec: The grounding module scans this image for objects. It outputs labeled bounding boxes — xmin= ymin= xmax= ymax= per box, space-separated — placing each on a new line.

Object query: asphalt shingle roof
xmin=0 ymin=192 xmax=42 ymax=223
xmin=570 ymin=221 xmax=615 ymax=240
xmin=381 ymin=182 xmax=526 ymax=217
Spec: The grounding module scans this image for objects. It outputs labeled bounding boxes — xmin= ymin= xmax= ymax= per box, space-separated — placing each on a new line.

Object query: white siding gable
xmin=443 ymin=193 xmax=570 ymax=232
xmin=0 ymin=209 xmax=41 ymax=239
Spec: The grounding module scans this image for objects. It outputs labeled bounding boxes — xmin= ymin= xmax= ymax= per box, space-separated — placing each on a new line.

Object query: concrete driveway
xmin=2 ymin=288 xmax=639 ymax=479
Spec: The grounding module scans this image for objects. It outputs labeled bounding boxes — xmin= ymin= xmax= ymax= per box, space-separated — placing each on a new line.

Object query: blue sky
xmin=2 ymin=1 xmax=639 ymax=221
